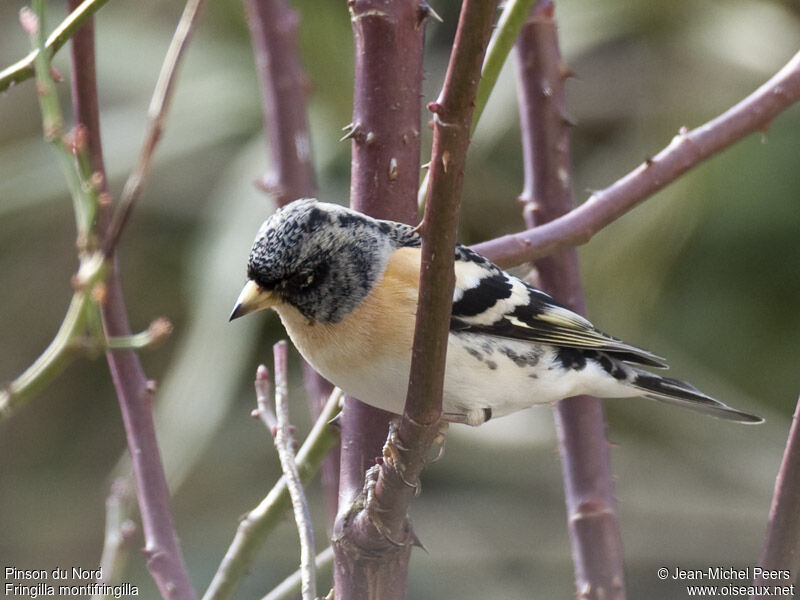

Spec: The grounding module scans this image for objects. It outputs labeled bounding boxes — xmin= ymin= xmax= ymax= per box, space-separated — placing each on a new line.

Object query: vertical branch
xmin=363 ymin=0 xmax=499 ymax=542
xmin=335 ymin=1 xmax=496 ymax=599
xmin=243 ymin=0 xmax=340 ymax=527
xmin=67 ymin=2 xmax=198 ymax=598
xmin=340 ymin=0 xmax=426 ymax=509
xmin=244 ymin=0 xmax=315 ymax=202
xmin=333 ymin=0 xmax=426 ymax=598
xmin=753 ymin=394 xmax=800 ymax=594
xmin=514 ymin=2 xmax=625 ymax=599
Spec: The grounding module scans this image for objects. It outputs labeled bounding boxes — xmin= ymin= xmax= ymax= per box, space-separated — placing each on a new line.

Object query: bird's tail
xmin=631 ymin=371 xmax=763 ymax=424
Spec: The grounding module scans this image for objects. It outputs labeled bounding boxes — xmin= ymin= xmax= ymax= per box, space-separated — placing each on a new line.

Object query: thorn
xmin=441 ymin=151 xmax=451 ymax=173
xmin=418 ymin=1 xmax=443 ymax=26
xmin=420 ymin=161 xmax=431 ymax=170
xmin=559 ymin=63 xmax=576 ymax=80
xmin=365 ymin=131 xmax=376 ymax=145
xmin=145 ymin=380 xmax=158 ymax=394
xmin=758 ymin=121 xmax=771 ymax=142
xmin=410 ymin=528 xmax=427 ymax=551
xmin=678 ymin=125 xmax=689 ymax=136
xmin=388 ymin=157 xmax=398 ymax=180
xmin=339 ymin=122 xmax=364 ymax=142
xmin=251 ymin=409 xmax=260 ymax=419
xmin=644 ymin=156 xmax=654 ymax=167
xmin=50 ymin=66 xmax=63 ymax=83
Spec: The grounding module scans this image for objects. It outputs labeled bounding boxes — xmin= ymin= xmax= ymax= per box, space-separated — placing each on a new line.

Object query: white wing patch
xmin=453 ymin=260 xmax=533 ymax=326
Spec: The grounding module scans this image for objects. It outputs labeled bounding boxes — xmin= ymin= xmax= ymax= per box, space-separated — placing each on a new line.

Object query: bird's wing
xmin=450 ymin=246 xmax=667 ymax=368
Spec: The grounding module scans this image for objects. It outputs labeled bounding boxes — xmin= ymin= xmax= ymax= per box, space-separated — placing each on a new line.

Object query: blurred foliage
xmin=1 ymin=0 xmax=799 ymax=598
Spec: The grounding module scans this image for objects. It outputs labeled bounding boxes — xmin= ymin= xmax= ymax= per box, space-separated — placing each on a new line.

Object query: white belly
xmin=275 ymin=304 xmax=634 ymax=425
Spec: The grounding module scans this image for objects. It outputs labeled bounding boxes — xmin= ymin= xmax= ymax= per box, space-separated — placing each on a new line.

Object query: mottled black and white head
xmin=230 ymin=199 xmax=410 ymax=323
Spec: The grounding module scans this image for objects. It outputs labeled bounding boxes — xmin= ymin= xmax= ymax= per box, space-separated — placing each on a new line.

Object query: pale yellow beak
xmin=229 ymin=280 xmax=279 ymax=321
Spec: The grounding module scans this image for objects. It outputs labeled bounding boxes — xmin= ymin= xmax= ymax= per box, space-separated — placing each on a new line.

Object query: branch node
xmin=426 ymin=101 xmax=442 ymax=114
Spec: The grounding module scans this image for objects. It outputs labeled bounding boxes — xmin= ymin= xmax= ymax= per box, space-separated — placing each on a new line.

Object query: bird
xmin=230 ymin=198 xmax=762 ymax=426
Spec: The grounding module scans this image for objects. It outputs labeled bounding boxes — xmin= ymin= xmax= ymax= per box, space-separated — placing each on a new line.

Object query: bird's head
xmin=230 ymin=199 xmax=394 ymax=324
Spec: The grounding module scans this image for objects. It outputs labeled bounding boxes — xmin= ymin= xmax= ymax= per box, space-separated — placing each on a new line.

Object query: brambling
xmin=230 ymin=199 xmax=762 ymax=426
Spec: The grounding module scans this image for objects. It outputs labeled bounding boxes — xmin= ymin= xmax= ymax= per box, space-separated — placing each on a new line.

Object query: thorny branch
xmin=337 ymin=0 xmax=497 ymax=573
xmin=513 ymin=2 xmax=625 ymax=599
xmin=63 ymin=1 xmax=205 ymax=597
xmin=333 ymin=0 xmax=427 ymax=597
xmin=474 ymin=49 xmax=800 ymax=269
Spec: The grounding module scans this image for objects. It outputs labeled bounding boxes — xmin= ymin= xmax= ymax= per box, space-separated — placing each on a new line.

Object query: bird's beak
xmin=229 ymin=280 xmax=278 ymax=321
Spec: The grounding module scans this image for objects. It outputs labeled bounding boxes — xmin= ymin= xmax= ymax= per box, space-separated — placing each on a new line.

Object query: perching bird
xmin=230 ymin=199 xmax=761 ymax=426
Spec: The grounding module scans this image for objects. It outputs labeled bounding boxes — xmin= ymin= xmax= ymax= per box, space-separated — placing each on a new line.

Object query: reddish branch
xmin=334 ymin=1 xmax=496 ymax=598
xmin=513 ymin=3 xmax=625 ymax=599
xmin=67 ymin=2 xmax=197 ymax=598
xmin=474 ymin=48 xmax=800 ymax=270
xmin=243 ymin=0 xmax=339 ymax=528
xmin=333 ymin=0 xmax=426 ymax=597
xmin=244 ymin=0 xmax=315 ymax=203
xmin=753 ymin=395 xmax=800 ymax=593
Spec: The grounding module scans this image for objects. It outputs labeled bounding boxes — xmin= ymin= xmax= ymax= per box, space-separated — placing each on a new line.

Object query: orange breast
xmin=274 ymin=247 xmax=421 ymax=380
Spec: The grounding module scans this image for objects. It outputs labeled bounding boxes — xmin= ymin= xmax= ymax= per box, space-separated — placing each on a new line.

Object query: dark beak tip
xmin=229 ymin=304 xmax=243 ymax=322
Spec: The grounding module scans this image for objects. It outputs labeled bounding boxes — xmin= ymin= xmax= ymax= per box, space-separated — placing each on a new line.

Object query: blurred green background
xmin=1 ymin=0 xmax=799 ymax=598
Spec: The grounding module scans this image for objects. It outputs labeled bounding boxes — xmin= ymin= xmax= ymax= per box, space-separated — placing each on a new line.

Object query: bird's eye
xmin=287 ymin=271 xmax=315 ymax=292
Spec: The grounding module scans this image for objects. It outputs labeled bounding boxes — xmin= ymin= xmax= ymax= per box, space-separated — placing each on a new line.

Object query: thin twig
xmin=252 ymin=357 xmax=316 ymax=600
xmin=102 ymin=0 xmax=208 ymax=255
xmin=92 ymin=477 xmax=138 ymax=600
xmin=514 ymin=3 xmax=625 ymax=599
xmin=752 ymin=394 xmax=800 ymax=595
xmin=0 ymin=0 xmax=111 ymax=93
xmin=272 ymin=343 xmax=316 ymax=600
xmin=473 ymin=48 xmax=800 ymax=269
xmin=202 ymin=387 xmax=342 ymax=600
xmin=334 ymin=0 xmax=427 ymax=595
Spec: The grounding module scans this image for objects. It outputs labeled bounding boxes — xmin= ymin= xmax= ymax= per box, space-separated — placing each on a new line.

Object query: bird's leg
xmin=382 ymin=419 xmax=422 ymax=495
